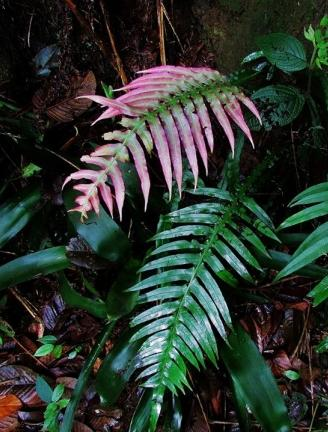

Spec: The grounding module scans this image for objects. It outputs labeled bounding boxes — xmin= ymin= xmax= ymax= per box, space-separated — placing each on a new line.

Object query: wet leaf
xmin=0 ymin=247 xmax=70 ymax=291
xmin=96 ymin=329 xmax=143 ymax=406
xmin=33 ymin=71 xmax=96 ymax=122
xmin=0 ymin=184 xmax=42 ymax=248
xmin=0 ymin=395 xmax=22 ymax=419
xmin=0 ymin=366 xmax=41 ymax=407
xmin=65 ymin=191 xmax=130 ymax=263
xmin=36 ymin=376 xmax=53 ymax=404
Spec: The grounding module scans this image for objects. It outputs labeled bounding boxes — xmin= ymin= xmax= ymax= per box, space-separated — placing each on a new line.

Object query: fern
xmin=276 ymin=182 xmax=328 ymax=305
xmin=63 ymin=66 xmax=261 ymax=219
xmin=127 ymin=187 xmax=278 ymax=430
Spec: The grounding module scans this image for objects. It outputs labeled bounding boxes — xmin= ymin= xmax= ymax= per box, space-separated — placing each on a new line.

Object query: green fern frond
xmin=128 ymin=187 xmax=277 ymax=430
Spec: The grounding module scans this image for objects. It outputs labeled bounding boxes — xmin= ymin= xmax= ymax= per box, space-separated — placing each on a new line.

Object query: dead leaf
xmin=0 ymin=395 xmax=22 ymax=419
xmin=0 ymin=366 xmax=41 ymax=407
xmin=33 ymin=71 xmax=96 ymax=123
xmin=73 ymin=421 xmax=94 ymax=432
xmin=0 ymin=412 xmax=18 ymax=432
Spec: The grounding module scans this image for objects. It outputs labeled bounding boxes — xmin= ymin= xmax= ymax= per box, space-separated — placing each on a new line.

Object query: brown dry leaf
xmin=0 ymin=395 xmax=22 ymax=419
xmin=0 ymin=412 xmax=18 ymax=431
xmin=0 ymin=365 xmax=41 ymax=407
xmin=33 ymin=71 xmax=96 ymax=123
xmin=73 ymin=420 xmax=94 ymax=432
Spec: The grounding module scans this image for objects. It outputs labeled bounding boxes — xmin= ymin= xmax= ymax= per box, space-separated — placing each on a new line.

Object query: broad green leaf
xmin=257 ymin=33 xmax=307 ymax=72
xmin=38 ymin=335 xmax=57 ymax=344
xmin=96 ymin=329 xmax=143 ymax=405
xmin=35 ymin=344 xmax=54 ymax=357
xmin=105 ymin=259 xmax=140 ymax=319
xmin=308 ymin=275 xmax=328 ymax=306
xmin=252 ymin=85 xmax=305 ymax=128
xmin=283 ymin=370 xmax=300 ymax=381
xmin=315 ymin=337 xmax=328 ymax=353
xmin=219 ymin=325 xmax=291 ymax=432
xmin=36 ymin=376 xmax=53 ymax=404
xmin=129 ymin=389 xmax=153 ymax=432
xmin=0 ymin=184 xmax=41 ymax=247
xmin=0 ymin=246 xmax=70 ymax=291
xmin=52 ymin=384 xmax=65 ymax=402
xmin=58 ymin=272 xmax=107 ymax=319
xmin=64 ymin=190 xmax=129 ymax=262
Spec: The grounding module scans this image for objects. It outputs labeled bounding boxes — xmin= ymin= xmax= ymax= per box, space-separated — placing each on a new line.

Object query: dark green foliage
xmin=127 ymin=187 xmax=279 ymax=430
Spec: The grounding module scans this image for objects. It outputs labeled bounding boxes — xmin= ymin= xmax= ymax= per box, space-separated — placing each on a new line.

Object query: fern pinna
xmin=127 ymin=188 xmax=278 ymax=430
xmin=63 ymin=66 xmax=261 ymax=219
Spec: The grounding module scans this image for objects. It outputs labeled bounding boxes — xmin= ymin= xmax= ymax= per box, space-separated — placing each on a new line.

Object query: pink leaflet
xmin=148 ymin=118 xmax=173 ymax=199
xmin=62 ymin=170 xmax=99 ymax=188
xmin=127 ymin=135 xmax=151 ymax=210
xmin=171 ymin=105 xmax=198 ymax=188
xmin=108 ymin=161 xmax=125 ymax=221
xmin=184 ymin=99 xmax=208 ymax=175
xmin=99 ymin=183 xmax=114 ymax=217
xmin=80 ymin=155 xmax=109 ymax=170
xmin=237 ymin=94 xmax=262 ymax=124
xmin=92 ymin=144 xmax=130 ymax=162
xmin=118 ymin=77 xmax=181 ymax=91
xmin=117 ymin=87 xmax=174 ymax=102
xmin=92 ymin=108 xmax=120 ymax=125
xmin=138 ymin=65 xmax=214 ymax=76
xmin=89 ymin=193 xmax=100 ymax=215
xmin=224 ymin=98 xmax=254 ymax=148
xmin=160 ymin=112 xmax=183 ymax=196
xmin=79 ymin=95 xmax=140 ymax=116
xmin=208 ymin=97 xmax=235 ymax=155
xmin=193 ymin=97 xmax=214 ymax=152
xmin=77 ymin=95 xmax=115 ymax=107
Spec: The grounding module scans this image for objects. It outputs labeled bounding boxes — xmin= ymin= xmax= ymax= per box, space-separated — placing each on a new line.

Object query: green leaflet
xmin=128 ymin=187 xmax=276 ymax=431
xmin=0 ymin=247 xmax=70 ymax=291
xmin=220 ymin=325 xmax=291 ymax=432
xmin=278 ymin=201 xmax=328 ymax=230
xmin=308 ymin=275 xmax=328 ymax=306
xmin=0 ymin=184 xmax=42 ymax=247
xmin=256 ymin=33 xmax=307 ymax=72
xmin=64 ymin=190 xmax=129 ymax=262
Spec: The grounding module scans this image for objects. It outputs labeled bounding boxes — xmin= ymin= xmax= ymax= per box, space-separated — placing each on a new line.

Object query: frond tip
xmin=63 ymin=65 xmax=261 ymax=219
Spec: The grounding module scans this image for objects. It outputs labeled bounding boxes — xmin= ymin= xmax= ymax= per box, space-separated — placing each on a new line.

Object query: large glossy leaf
xmin=0 ymin=185 xmax=41 ymax=247
xmin=105 ymin=258 xmax=140 ymax=319
xmin=129 ymin=389 xmax=153 ymax=432
xmin=257 ymin=33 xmax=307 ymax=72
xmin=65 ymin=190 xmax=129 ymax=262
xmin=219 ymin=325 xmax=291 ymax=432
xmin=252 ymin=85 xmax=305 ymax=129
xmin=58 ymin=272 xmax=107 ymax=319
xmin=0 ymin=247 xmax=70 ymax=291
xmin=308 ymin=275 xmax=328 ymax=306
xmin=96 ymin=329 xmax=142 ymax=405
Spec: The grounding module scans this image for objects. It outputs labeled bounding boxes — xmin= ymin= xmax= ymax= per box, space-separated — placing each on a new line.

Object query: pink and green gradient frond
xmin=63 ymin=65 xmax=261 ymax=219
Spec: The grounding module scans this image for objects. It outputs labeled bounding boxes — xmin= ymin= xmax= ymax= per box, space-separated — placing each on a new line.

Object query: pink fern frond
xmin=64 ymin=65 xmax=261 ymax=219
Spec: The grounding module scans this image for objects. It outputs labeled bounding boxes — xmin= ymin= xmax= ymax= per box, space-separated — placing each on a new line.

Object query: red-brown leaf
xmin=0 ymin=395 xmax=22 ymax=419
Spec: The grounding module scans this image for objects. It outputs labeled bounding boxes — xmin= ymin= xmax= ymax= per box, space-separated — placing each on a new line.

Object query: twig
xmin=9 ymin=287 xmax=42 ymax=323
xmin=27 ymin=12 xmax=34 ymax=48
xmin=291 ymin=306 xmax=311 ymax=361
xmin=13 ymin=337 xmax=49 ymax=371
xmin=157 ymin=0 xmax=166 ymax=65
xmin=99 ymin=0 xmax=128 ymax=86
xmin=161 ymin=2 xmax=183 ymax=52
xmin=63 ymin=0 xmax=111 ymax=60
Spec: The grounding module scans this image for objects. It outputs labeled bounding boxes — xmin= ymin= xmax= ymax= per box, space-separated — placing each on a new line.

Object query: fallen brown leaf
xmin=0 ymin=395 xmax=22 ymax=419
